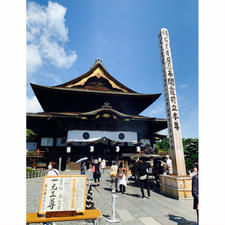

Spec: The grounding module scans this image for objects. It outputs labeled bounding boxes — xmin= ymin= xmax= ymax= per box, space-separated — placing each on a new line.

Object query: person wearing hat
xmin=92 ymin=159 xmax=101 ymax=185
xmin=110 ymin=161 xmax=118 ymax=192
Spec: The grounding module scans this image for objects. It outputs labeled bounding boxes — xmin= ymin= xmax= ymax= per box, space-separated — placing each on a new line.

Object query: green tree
xmin=26 ymin=129 xmax=37 ymax=141
xmin=155 ymin=138 xmax=170 ymax=155
xmin=155 ymin=137 xmax=199 ymax=171
xmin=183 ymin=138 xmax=198 ymax=171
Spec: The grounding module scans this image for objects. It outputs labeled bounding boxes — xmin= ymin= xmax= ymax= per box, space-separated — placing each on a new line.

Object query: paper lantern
xmin=136 ymin=146 xmax=141 ymax=153
xmin=66 ymin=146 xmax=71 ymax=153
xmin=90 ymin=146 xmax=94 ymax=152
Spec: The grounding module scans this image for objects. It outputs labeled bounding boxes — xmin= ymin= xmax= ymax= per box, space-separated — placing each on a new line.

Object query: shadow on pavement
xmin=104 ymin=179 xmax=112 ymax=183
xmin=168 ymin=214 xmax=197 ymax=225
xmin=103 ymin=187 xmax=112 ymax=192
xmin=127 ymin=181 xmax=161 ymax=193
xmin=102 ymin=214 xmax=111 ymax=218
xmin=103 ymin=187 xmax=141 ymax=199
xmin=124 ymin=193 xmax=141 ymax=198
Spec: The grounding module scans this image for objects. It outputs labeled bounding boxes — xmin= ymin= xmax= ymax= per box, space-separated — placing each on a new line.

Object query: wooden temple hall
xmin=26 ymin=59 xmax=167 ymax=170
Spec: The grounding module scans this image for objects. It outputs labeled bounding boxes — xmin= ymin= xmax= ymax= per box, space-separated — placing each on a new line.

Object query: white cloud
xmin=27 ymin=44 xmax=42 ymax=75
xmin=27 ymin=96 xmax=43 ymax=112
xmin=27 ymin=1 xmax=77 ymax=76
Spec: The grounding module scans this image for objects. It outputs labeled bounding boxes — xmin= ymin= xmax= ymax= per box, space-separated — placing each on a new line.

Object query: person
xmin=166 ymin=155 xmax=173 ymax=174
xmin=110 ymin=161 xmax=118 ymax=192
xmin=101 ymin=159 xmax=106 ymax=174
xmin=137 ymin=159 xmax=151 ymax=199
xmin=47 ymin=163 xmax=59 ymax=176
xmin=192 ymin=163 xmax=199 ymax=224
xmin=155 ymin=160 xmax=164 ymax=185
xmin=149 ymin=156 xmax=154 ymax=169
xmin=117 ymin=162 xmax=127 ymax=194
xmin=92 ymin=159 xmax=101 ymax=185
xmin=81 ymin=161 xmax=87 ymax=175
xmin=48 ymin=161 xmax=52 ymax=171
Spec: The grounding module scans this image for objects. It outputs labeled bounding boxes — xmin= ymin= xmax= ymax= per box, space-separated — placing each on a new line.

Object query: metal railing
xmin=26 ymin=170 xmax=48 ymax=179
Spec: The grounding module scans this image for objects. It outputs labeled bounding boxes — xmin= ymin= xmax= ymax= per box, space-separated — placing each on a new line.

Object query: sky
xmin=26 ymin=0 xmax=198 ymax=138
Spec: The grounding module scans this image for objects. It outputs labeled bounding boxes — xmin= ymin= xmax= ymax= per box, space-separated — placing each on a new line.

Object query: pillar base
xmin=159 ymin=174 xmax=192 ymax=200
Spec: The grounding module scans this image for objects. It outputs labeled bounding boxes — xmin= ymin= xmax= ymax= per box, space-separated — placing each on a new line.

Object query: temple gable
xmin=65 ymin=67 xmax=128 ymax=92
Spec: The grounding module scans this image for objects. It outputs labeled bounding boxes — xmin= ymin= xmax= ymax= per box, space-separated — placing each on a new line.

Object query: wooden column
xmin=159 ymin=28 xmax=186 ymax=176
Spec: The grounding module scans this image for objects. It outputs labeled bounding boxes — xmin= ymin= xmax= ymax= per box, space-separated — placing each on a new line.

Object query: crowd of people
xmin=47 ymin=155 xmax=175 ymax=199
xmin=47 ymin=157 xmax=198 ymax=221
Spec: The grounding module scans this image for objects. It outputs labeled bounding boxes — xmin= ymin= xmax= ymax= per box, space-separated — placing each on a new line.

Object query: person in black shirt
xmin=137 ymin=159 xmax=151 ymax=199
xmin=192 ymin=163 xmax=199 ymax=224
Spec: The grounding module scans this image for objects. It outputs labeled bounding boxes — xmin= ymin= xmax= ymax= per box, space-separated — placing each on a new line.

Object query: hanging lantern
xmin=90 ymin=146 xmax=94 ymax=152
xmin=115 ymin=146 xmax=120 ymax=152
xmin=136 ymin=146 xmax=141 ymax=153
xmin=66 ymin=146 xmax=71 ymax=153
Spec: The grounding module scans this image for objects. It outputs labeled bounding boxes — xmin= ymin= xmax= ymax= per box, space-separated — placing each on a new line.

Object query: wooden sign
xmin=38 ymin=175 xmax=87 ymax=215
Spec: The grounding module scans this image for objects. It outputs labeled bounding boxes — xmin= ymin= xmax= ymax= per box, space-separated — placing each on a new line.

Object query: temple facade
xmin=26 ymin=59 xmax=167 ymax=170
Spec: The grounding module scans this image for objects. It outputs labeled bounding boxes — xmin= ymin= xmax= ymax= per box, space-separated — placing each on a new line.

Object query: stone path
xmin=27 ymin=169 xmax=197 ymax=225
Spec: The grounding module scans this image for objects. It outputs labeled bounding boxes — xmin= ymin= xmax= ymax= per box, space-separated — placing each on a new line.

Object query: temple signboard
xmin=158 ymin=28 xmax=186 ymax=176
xmin=39 ymin=175 xmax=86 ymax=215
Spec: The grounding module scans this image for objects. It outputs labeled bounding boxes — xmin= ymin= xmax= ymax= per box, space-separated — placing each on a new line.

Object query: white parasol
xmin=76 ymin=157 xmax=88 ymax=164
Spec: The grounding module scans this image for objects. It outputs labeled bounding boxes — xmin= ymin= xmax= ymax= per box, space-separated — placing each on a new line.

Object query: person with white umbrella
xmin=81 ymin=161 xmax=87 ymax=175
xmin=76 ymin=157 xmax=88 ymax=175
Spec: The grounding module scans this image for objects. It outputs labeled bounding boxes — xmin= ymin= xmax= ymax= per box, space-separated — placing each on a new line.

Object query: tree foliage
xmin=155 ymin=138 xmax=170 ymax=155
xmin=155 ymin=137 xmax=198 ymax=171
xmin=183 ymin=138 xmax=198 ymax=171
xmin=26 ymin=129 xmax=37 ymax=141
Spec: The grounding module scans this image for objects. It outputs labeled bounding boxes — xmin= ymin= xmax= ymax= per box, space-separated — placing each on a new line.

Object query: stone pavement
xmin=27 ymin=169 xmax=197 ymax=225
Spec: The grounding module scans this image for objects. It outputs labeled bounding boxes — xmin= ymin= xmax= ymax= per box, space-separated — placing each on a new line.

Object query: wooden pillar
xmin=159 ymin=28 xmax=186 ymax=176
xmin=32 ymin=159 xmax=36 ymax=169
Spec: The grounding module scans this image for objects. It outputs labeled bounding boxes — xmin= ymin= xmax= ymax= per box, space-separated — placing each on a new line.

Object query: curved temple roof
xmin=30 ymin=60 xmax=161 ymax=115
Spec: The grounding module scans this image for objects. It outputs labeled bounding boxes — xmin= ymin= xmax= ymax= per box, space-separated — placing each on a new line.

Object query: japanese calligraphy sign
xmin=159 ymin=28 xmax=186 ymax=176
xmin=39 ymin=175 xmax=86 ymax=215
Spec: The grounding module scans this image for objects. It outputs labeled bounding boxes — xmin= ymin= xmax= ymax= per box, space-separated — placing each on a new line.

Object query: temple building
xmin=26 ymin=59 xmax=167 ymax=170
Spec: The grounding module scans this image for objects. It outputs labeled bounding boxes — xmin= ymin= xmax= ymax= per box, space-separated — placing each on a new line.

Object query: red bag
xmin=118 ymin=169 xmax=123 ymax=178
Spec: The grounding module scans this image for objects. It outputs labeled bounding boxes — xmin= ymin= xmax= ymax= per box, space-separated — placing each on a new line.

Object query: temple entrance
xmin=91 ymin=143 xmax=116 ymax=164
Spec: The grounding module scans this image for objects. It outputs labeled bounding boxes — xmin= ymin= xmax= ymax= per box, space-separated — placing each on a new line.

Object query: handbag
xmin=118 ymin=169 xmax=123 ymax=178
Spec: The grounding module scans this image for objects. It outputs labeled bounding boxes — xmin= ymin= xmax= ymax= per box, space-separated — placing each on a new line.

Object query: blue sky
xmin=26 ymin=0 xmax=198 ymax=138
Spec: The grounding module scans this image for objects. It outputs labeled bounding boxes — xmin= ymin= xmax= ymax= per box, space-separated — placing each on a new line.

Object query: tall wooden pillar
xmin=158 ymin=28 xmax=192 ymax=199
xmin=159 ymin=28 xmax=186 ymax=176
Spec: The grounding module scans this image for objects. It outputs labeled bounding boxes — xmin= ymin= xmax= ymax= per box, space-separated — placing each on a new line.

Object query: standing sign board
xmin=39 ymin=175 xmax=86 ymax=215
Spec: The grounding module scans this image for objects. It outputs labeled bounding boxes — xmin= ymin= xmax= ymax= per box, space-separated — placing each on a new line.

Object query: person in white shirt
xmin=47 ymin=163 xmax=59 ymax=176
xmin=166 ymin=155 xmax=173 ymax=174
xmin=101 ymin=159 xmax=106 ymax=174
xmin=48 ymin=162 xmax=52 ymax=171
